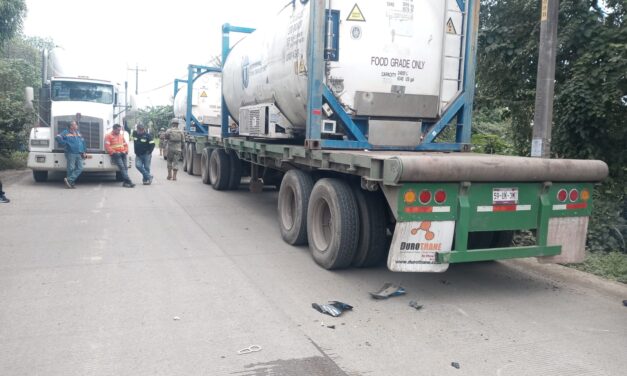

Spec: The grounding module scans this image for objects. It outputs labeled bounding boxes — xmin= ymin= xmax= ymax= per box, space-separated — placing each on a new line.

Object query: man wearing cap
xmin=132 ymin=124 xmax=155 ymax=185
xmin=105 ymin=124 xmax=135 ymax=188
xmin=165 ymin=119 xmax=185 ymax=181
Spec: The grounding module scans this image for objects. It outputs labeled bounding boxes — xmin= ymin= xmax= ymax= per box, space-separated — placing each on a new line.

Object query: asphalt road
xmin=1 ymin=155 xmax=626 ymax=376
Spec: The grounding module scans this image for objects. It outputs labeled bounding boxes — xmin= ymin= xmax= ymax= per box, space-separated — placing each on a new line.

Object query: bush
xmin=571 ymin=252 xmax=627 ymax=284
xmin=0 ymin=151 xmax=27 ymax=170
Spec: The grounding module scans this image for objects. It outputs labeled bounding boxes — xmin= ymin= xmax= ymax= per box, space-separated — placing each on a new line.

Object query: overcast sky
xmin=23 ymin=0 xmax=288 ymax=108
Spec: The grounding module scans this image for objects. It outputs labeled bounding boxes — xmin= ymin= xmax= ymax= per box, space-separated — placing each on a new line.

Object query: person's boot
xmin=173 ymin=169 xmax=178 ymax=181
xmin=167 ymin=168 xmax=172 ymax=180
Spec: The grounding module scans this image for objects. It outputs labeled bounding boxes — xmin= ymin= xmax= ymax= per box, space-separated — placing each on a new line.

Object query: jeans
xmin=111 ymin=153 xmax=132 ymax=184
xmin=135 ymin=153 xmax=152 ymax=182
xmin=66 ymin=153 xmax=84 ymax=184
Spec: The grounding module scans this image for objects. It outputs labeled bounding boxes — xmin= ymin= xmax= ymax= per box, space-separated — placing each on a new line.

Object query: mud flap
xmin=387 ymin=221 xmax=454 ymax=272
xmin=538 ymin=216 xmax=589 ymax=264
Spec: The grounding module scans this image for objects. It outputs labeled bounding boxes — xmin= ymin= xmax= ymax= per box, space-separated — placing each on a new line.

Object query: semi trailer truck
xmin=27 ymin=48 xmax=131 ymax=182
xmin=177 ymin=0 xmax=608 ymax=272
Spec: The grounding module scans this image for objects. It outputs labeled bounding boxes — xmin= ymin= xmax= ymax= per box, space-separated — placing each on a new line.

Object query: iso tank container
xmin=222 ymin=0 xmax=464 ymax=133
xmin=174 ymin=72 xmax=222 ymax=126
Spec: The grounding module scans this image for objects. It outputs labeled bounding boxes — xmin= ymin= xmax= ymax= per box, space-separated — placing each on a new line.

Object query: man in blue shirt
xmin=55 ymin=120 xmax=86 ymax=188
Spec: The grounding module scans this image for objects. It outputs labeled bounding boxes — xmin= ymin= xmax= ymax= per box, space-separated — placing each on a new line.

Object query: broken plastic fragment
xmin=451 ymin=362 xmax=460 ymax=369
xmin=173 ymin=316 xmax=181 ymax=321
xmin=369 ymin=283 xmax=406 ymax=299
xmin=409 ymin=300 xmax=423 ymax=310
xmin=312 ymin=301 xmax=353 ymax=317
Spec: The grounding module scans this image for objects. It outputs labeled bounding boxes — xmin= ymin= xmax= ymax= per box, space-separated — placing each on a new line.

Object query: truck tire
xmin=308 ymin=178 xmax=359 ymax=270
xmin=182 ymin=143 xmax=188 ymax=172
xmin=351 ymin=186 xmax=388 ymax=268
xmin=192 ymin=145 xmax=202 ymax=176
xmin=33 ymin=170 xmax=48 ymax=182
xmin=227 ymin=150 xmax=242 ymax=190
xmin=115 ymin=171 xmax=124 ymax=182
xmin=186 ymin=144 xmax=195 ymax=175
xmin=209 ymin=148 xmax=231 ymax=190
xmin=201 ymin=148 xmax=212 ymax=184
xmin=278 ymin=169 xmax=314 ymax=245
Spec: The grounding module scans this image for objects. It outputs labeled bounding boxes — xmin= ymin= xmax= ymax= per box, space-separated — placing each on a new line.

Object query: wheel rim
xmin=311 ymin=197 xmax=332 ymax=252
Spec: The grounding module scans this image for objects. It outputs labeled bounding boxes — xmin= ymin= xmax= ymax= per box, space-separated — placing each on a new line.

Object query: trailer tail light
xmin=404 ymin=190 xmax=417 ymax=204
xmin=557 ymin=189 xmax=568 ymax=202
xmin=419 ymin=190 xmax=431 ymax=204
xmin=581 ymin=189 xmax=590 ymax=201
xmin=569 ymin=189 xmax=579 ymax=202
xmin=434 ymin=190 xmax=446 ymax=204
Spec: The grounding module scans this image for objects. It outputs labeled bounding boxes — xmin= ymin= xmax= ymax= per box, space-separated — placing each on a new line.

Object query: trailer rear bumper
xmin=437 ymin=245 xmax=561 ymax=263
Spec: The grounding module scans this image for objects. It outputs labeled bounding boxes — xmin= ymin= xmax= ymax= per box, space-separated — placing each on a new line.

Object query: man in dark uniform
xmin=132 ymin=124 xmax=155 ymax=185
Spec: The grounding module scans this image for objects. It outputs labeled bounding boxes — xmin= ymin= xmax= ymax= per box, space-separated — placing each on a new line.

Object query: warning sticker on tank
xmin=347 ymin=4 xmax=366 ymax=22
xmin=388 ymin=221 xmax=454 ymax=272
xmin=200 ymin=91 xmax=207 ymax=98
xmin=446 ymin=18 xmax=457 ymax=34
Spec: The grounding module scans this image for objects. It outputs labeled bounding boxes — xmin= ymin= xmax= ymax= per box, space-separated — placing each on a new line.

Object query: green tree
xmin=0 ymin=0 xmax=27 ymax=46
xmin=137 ymin=105 xmax=174 ymax=134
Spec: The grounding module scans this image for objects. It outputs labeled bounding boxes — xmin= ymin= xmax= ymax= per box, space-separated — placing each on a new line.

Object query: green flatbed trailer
xmin=180 ymin=135 xmax=607 ymax=272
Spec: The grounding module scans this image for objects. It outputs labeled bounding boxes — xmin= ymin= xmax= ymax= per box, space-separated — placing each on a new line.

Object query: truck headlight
xmin=30 ymin=139 xmax=50 ymax=147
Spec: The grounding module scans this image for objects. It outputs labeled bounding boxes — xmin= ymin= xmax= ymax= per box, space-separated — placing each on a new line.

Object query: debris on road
xmin=238 ymin=345 xmax=262 ymax=355
xmin=623 ymin=300 xmax=627 ymax=307
xmin=409 ymin=300 xmax=423 ymax=310
xmin=327 ymin=325 xmax=336 ymax=329
xmin=173 ymin=316 xmax=181 ymax=321
xmin=312 ymin=301 xmax=353 ymax=317
xmin=369 ymin=283 xmax=406 ymax=299
xmin=451 ymin=362 xmax=460 ymax=369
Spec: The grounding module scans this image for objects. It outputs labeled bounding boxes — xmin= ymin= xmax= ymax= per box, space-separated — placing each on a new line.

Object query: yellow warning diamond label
xmin=446 ymin=18 xmax=457 ymax=34
xmin=347 ymin=3 xmax=365 ymax=22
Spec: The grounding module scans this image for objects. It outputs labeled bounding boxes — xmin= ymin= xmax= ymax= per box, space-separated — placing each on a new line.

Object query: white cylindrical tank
xmin=173 ymin=72 xmax=222 ymax=126
xmin=222 ymin=0 xmax=464 ymax=129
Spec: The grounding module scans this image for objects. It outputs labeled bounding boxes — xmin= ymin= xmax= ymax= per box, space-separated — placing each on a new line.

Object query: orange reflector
xmin=404 ymin=190 xmax=417 ymax=204
xmin=581 ymin=189 xmax=590 ymax=201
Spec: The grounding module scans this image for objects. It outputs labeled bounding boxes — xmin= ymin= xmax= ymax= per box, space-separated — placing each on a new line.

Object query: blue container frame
xmin=220 ymin=0 xmax=478 ymax=152
xmin=173 ymin=64 xmax=222 ymax=137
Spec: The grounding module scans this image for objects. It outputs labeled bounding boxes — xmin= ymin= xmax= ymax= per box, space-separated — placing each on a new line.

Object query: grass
xmin=0 ymin=151 xmax=27 ymax=170
xmin=570 ymin=251 xmax=627 ymax=284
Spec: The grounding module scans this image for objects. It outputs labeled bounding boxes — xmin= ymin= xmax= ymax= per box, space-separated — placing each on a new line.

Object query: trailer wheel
xmin=209 ymin=149 xmax=231 ymax=190
xmin=351 ymin=186 xmax=388 ymax=268
xmin=186 ymin=144 xmax=195 ymax=175
xmin=278 ymin=169 xmax=314 ymax=245
xmin=192 ymin=145 xmax=202 ymax=176
xmin=201 ymin=148 xmax=212 ymax=184
xmin=33 ymin=170 xmax=48 ymax=182
xmin=227 ymin=151 xmax=243 ymax=190
xmin=308 ymin=178 xmax=359 ymax=270
xmin=182 ymin=143 xmax=188 ymax=172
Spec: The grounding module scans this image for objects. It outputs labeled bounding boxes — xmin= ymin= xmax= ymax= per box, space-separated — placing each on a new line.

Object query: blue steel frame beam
xmin=177 ymin=64 xmax=221 ymax=136
xmin=305 ymin=0 xmax=326 ymax=148
xmin=221 ymin=24 xmax=255 ymax=139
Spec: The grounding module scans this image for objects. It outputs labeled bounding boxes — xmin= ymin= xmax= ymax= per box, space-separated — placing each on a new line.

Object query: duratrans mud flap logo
xmin=388 ymin=220 xmax=455 ymax=273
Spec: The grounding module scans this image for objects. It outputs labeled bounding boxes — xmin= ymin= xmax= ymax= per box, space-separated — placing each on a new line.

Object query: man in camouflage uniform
xmin=165 ymin=119 xmax=185 ymax=181
xmin=158 ymin=127 xmax=167 ymax=156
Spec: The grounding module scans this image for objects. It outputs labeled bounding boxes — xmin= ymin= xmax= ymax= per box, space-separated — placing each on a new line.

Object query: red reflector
xmin=419 ymin=190 xmax=431 ymax=204
xmin=557 ymin=189 xmax=568 ymax=202
xmin=493 ymin=205 xmax=517 ymax=212
xmin=434 ymin=190 xmax=446 ymax=204
xmin=569 ymin=189 xmax=579 ymax=202
xmin=312 ymin=109 xmax=322 ymax=116
xmin=404 ymin=206 xmax=433 ymax=213
xmin=567 ymin=202 xmax=587 ymax=210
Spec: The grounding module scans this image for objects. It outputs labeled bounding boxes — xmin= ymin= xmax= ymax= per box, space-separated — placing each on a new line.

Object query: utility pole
xmin=127 ymin=63 xmax=147 ymax=95
xmin=531 ymin=0 xmax=559 ymax=158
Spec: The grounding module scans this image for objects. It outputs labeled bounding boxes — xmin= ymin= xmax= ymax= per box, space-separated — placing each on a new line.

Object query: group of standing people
xmin=56 ymin=120 xmax=161 ymax=189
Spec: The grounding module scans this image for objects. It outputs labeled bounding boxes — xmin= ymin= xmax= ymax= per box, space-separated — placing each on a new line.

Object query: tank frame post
xmin=304 ymin=0 xmax=326 ymax=149
xmin=220 ymin=24 xmax=256 ymax=140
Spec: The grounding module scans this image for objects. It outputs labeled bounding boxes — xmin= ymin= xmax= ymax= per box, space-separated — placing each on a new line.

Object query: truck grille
xmin=54 ymin=115 xmax=102 ymax=152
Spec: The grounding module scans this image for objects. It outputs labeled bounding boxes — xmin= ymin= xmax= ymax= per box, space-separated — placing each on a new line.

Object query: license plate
xmin=493 ymin=188 xmax=518 ymax=205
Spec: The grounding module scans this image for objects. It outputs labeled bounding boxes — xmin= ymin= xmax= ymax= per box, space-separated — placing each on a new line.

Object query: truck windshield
xmin=51 ymin=81 xmax=114 ymax=104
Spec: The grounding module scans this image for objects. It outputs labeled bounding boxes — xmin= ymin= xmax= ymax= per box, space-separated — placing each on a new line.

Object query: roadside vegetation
xmin=476 ymin=0 xmax=626 ymax=280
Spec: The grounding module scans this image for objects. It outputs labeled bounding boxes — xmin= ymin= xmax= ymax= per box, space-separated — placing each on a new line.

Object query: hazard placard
xmin=347 ymin=3 xmax=365 ymax=22
xmin=200 ymin=91 xmax=207 ymax=98
xmin=446 ymin=18 xmax=457 ymax=34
